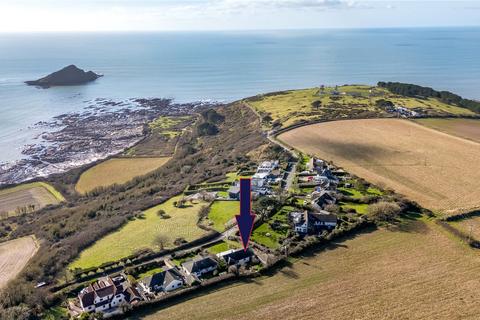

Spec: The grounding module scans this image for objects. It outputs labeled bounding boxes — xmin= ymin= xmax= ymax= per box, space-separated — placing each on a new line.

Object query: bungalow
xmin=291 ymin=210 xmax=337 ymax=235
xmin=78 ymin=275 xmax=137 ymax=314
xmin=217 ymin=248 xmax=254 ymax=266
xmin=139 ymin=268 xmax=184 ymax=295
xmin=181 ymin=256 xmax=218 ymax=278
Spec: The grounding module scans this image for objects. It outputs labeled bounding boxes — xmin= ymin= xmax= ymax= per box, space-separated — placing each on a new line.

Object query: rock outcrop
xmin=25 ymin=65 xmax=102 ymax=88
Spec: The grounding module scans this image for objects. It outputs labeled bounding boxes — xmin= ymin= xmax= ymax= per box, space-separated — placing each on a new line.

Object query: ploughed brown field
xmin=0 ymin=236 xmax=38 ymax=289
xmin=278 ymin=119 xmax=480 ymax=214
xmin=0 ymin=182 xmax=63 ymax=217
xmin=132 ymin=219 xmax=480 ymax=320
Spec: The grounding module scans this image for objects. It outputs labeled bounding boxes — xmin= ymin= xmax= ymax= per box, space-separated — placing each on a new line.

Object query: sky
xmin=0 ymin=0 xmax=479 ymax=32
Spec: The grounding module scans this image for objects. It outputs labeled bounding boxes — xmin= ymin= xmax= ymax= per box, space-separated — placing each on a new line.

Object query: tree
xmin=154 ymin=234 xmax=169 ymax=250
xmin=197 ymin=205 xmax=210 ymax=221
xmin=311 ymin=100 xmax=322 ymax=110
xmin=367 ymin=201 xmax=401 ymax=222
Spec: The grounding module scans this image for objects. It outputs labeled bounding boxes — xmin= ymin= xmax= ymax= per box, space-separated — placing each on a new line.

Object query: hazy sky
xmin=0 ymin=0 xmax=479 ymax=32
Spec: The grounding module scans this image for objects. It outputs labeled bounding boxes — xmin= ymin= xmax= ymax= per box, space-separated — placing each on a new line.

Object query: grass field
xmin=207 ymin=201 xmax=239 ymax=232
xmin=251 ymin=206 xmax=293 ymax=249
xmin=69 ymin=195 xmax=208 ymax=269
xmin=75 ymin=157 xmax=170 ymax=194
xmin=206 ymin=241 xmax=240 ymax=255
xmin=0 ymin=236 xmax=38 ymax=289
xmin=246 ymin=85 xmax=474 ymax=129
xmin=131 ymin=218 xmax=480 ymax=320
xmin=0 ymin=182 xmax=64 ymax=218
xmin=414 ymin=118 xmax=480 ymax=143
xmin=279 ymin=119 xmax=480 ymax=215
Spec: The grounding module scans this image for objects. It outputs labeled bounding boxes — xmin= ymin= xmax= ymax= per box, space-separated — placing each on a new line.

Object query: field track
xmin=278 ymin=119 xmax=480 ymax=214
xmin=133 ymin=219 xmax=480 ymax=320
xmin=0 ymin=236 xmax=38 ymax=289
xmin=0 ymin=182 xmax=63 ymax=216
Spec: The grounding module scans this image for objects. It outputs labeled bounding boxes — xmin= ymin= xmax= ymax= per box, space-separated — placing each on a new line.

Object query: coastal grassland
xmin=0 ymin=182 xmax=64 ymax=217
xmin=279 ymin=119 xmax=480 ymax=214
xmin=69 ymin=195 xmax=208 ymax=269
xmin=132 ymin=218 xmax=480 ymax=320
xmin=206 ymin=201 xmax=239 ymax=232
xmin=0 ymin=236 xmax=38 ymax=289
xmin=414 ymin=118 xmax=480 ymax=143
xmin=75 ymin=157 xmax=171 ymax=194
xmin=246 ymin=85 xmax=474 ymax=129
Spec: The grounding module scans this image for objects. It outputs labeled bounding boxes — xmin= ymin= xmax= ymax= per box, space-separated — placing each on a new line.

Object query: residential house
xmin=181 ymin=256 xmax=218 ymax=278
xmin=78 ymin=275 xmax=138 ymax=314
xmin=217 ymin=248 xmax=254 ymax=266
xmin=291 ymin=210 xmax=338 ymax=235
xmin=311 ymin=191 xmax=336 ymax=211
xmin=139 ymin=268 xmax=184 ymax=295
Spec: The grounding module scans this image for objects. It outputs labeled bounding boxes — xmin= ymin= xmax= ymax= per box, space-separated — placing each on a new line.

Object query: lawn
xmin=76 ymin=157 xmax=171 ymax=194
xmin=338 ymin=186 xmax=383 ymax=199
xmin=207 ymin=200 xmax=240 ymax=232
xmin=43 ymin=306 xmax=68 ymax=320
xmin=251 ymin=206 xmax=293 ymax=249
xmin=135 ymin=219 xmax=480 ymax=320
xmin=340 ymin=202 xmax=369 ymax=214
xmin=137 ymin=267 xmax=164 ymax=280
xmin=0 ymin=182 xmax=64 ymax=217
xmin=206 ymin=241 xmax=241 ymax=255
xmin=69 ymin=195 xmax=209 ymax=270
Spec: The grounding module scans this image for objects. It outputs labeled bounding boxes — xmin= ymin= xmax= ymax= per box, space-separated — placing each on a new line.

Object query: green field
xmin=338 ymin=187 xmax=383 ymax=199
xmin=137 ymin=267 xmax=164 ymax=279
xmin=76 ymin=157 xmax=170 ymax=194
xmin=246 ymin=85 xmax=475 ymax=129
xmin=70 ymin=195 xmax=208 ymax=269
xmin=0 ymin=182 xmax=64 ymax=218
xmin=206 ymin=201 xmax=240 ymax=232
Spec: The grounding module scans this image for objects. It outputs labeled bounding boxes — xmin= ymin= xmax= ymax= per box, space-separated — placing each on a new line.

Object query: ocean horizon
xmin=1 ymin=27 xmax=479 ymax=164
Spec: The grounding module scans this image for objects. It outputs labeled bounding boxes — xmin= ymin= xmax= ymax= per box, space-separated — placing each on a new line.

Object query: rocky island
xmin=25 ymin=64 xmax=102 ymax=88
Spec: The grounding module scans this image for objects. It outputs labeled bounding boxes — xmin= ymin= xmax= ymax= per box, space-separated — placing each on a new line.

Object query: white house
xmin=181 ymin=256 xmax=218 ymax=278
xmin=78 ymin=275 xmax=141 ymax=314
xmin=139 ymin=268 xmax=184 ymax=295
xmin=217 ymin=249 xmax=254 ymax=266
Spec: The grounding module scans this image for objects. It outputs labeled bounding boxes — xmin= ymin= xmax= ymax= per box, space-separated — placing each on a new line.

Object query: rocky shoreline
xmin=0 ymin=98 xmax=216 ymax=185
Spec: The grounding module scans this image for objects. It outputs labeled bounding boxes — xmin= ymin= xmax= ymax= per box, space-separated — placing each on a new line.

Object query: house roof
xmin=228 ymin=186 xmax=240 ymax=194
xmin=219 ymin=248 xmax=254 ymax=264
xmin=182 ymin=256 xmax=218 ymax=274
xmin=308 ymin=211 xmax=338 ymax=224
xmin=141 ymin=268 xmax=183 ymax=289
xmin=79 ymin=291 xmax=95 ymax=308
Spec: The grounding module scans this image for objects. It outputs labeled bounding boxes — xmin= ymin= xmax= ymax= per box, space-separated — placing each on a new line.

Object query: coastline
xmin=0 ymin=98 xmax=214 ymax=186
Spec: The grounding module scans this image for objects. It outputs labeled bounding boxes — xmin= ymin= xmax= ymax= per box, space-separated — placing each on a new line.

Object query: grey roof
xmin=182 ymin=256 xmax=218 ymax=274
xmin=222 ymin=249 xmax=254 ymax=265
xmin=141 ymin=268 xmax=183 ymax=290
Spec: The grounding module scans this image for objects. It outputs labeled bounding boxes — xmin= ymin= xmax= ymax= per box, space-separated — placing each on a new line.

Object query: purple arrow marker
xmin=235 ymin=178 xmax=256 ymax=251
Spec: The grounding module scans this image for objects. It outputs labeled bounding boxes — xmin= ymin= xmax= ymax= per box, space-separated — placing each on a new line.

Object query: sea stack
xmin=25 ymin=65 xmax=103 ymax=88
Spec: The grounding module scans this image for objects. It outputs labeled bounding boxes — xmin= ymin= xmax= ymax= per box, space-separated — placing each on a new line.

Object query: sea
xmin=1 ymin=27 xmax=479 ymax=164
